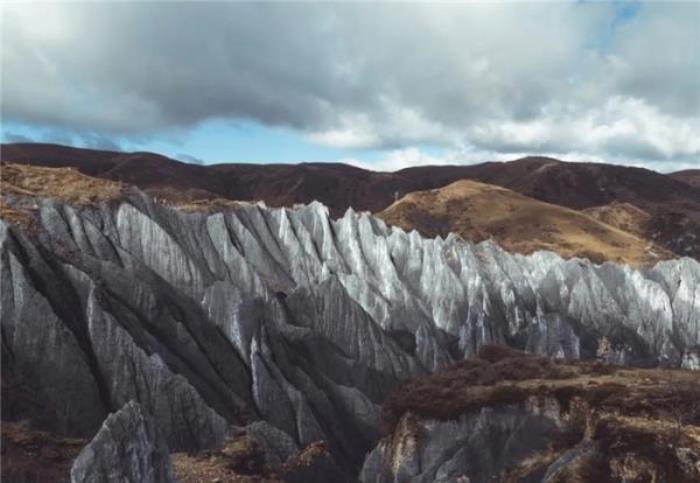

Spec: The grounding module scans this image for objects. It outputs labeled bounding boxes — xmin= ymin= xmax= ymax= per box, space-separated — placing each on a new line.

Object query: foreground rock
xmin=70 ymin=401 xmax=174 ymax=483
xmin=1 ymin=186 xmax=699 ymax=478
xmin=361 ymin=346 xmax=700 ymax=482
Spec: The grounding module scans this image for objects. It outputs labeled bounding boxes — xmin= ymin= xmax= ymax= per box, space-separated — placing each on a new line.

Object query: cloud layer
xmin=2 ymin=2 xmax=698 ymax=168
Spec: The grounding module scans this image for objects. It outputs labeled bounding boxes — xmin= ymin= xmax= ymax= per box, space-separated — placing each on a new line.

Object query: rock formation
xmin=1 ymin=189 xmax=699 ymax=478
xmin=361 ymin=347 xmax=700 ymax=482
xmin=70 ymin=401 xmax=174 ymax=483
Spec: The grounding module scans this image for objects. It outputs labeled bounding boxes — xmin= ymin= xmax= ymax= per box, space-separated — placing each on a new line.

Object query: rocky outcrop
xmin=360 ymin=405 xmax=561 ymax=483
xmin=1 ymin=190 xmax=699 ymax=477
xmin=70 ymin=401 xmax=174 ymax=483
xmin=360 ymin=350 xmax=700 ymax=483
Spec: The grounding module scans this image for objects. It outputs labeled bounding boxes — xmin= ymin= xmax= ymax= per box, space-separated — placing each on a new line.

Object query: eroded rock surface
xmin=360 ymin=406 xmax=560 ymax=483
xmin=70 ymin=401 xmax=174 ymax=483
xmin=1 ymin=191 xmax=699 ymax=478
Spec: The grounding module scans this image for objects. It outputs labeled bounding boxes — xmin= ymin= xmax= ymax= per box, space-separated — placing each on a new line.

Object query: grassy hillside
xmin=378 ymin=179 xmax=671 ymax=266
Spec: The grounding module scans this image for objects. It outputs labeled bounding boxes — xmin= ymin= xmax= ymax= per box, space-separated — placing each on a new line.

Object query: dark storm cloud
xmin=2 ymin=3 xmax=357 ymax=133
xmin=1 ymin=2 xmax=698 ymax=166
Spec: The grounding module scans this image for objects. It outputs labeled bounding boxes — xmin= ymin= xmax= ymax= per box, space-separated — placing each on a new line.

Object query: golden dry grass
xmin=378 ymin=179 xmax=672 ymax=267
xmin=1 ymin=163 xmax=123 ymax=204
xmin=583 ymin=201 xmax=652 ymax=238
xmin=167 ymin=197 xmax=244 ymax=213
xmin=0 ymin=163 xmax=125 ymax=229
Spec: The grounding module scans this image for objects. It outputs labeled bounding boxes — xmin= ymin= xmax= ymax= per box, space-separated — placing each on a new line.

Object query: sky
xmin=1 ymin=1 xmax=699 ymax=172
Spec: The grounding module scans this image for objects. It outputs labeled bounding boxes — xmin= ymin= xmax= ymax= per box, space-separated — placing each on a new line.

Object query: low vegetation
xmin=172 ymin=435 xmax=334 ymax=483
xmin=1 ymin=163 xmax=123 ymax=205
xmin=383 ymin=345 xmax=700 ymax=431
xmin=1 ymin=423 xmax=86 ymax=483
xmin=0 ymin=163 xmax=124 ymax=230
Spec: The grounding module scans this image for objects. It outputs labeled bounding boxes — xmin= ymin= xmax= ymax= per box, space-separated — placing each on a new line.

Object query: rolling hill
xmin=377 ymin=179 xmax=670 ymax=266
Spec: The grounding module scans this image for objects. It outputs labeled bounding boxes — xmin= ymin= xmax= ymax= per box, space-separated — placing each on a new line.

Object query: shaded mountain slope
xmin=1 ymin=143 xmax=417 ymax=215
xmin=4 ymin=145 xmax=697 ymax=215
xmin=672 ymin=169 xmax=700 ymax=190
xmin=0 ymin=143 xmax=124 ymax=175
xmin=400 ymin=156 xmax=700 ymax=215
xmin=377 ymin=179 xmax=670 ymax=266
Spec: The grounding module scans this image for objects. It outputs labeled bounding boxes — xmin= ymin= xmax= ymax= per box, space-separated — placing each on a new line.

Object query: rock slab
xmin=70 ymin=401 xmax=174 ymax=483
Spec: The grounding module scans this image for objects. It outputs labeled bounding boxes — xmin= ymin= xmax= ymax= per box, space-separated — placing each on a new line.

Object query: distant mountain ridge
xmin=2 ymin=143 xmax=699 ymax=260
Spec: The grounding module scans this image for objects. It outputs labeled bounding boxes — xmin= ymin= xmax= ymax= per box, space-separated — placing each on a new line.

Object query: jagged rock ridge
xmin=1 ymin=190 xmax=699 ymax=478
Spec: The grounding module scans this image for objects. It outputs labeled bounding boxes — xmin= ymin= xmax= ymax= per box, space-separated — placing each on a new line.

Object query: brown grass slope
xmin=0 ymin=162 xmax=123 ymax=202
xmin=0 ymin=163 xmax=125 ymax=230
xmin=401 ymin=157 xmax=700 ymax=216
xmin=377 ymin=179 xmax=670 ymax=266
xmin=582 ymin=201 xmax=652 ymax=239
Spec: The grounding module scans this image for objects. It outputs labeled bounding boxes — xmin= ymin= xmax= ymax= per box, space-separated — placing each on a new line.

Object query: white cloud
xmin=470 ymin=96 xmax=700 ymax=161
xmin=2 ymin=2 xmax=698 ymax=169
xmin=344 ymin=147 xmax=449 ymax=172
xmin=307 ymin=99 xmax=453 ymax=149
xmin=307 ymin=128 xmax=379 ymax=150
